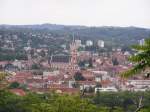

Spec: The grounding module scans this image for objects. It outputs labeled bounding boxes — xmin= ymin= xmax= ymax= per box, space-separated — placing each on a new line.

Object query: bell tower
xmin=70 ymin=34 xmax=78 ymax=72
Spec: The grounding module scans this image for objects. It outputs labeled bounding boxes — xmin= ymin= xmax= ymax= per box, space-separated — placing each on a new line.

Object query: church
xmin=49 ymin=35 xmax=79 ymax=72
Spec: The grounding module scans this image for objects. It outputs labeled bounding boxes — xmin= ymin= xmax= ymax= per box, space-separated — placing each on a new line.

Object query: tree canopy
xmin=121 ymin=38 xmax=150 ymax=77
xmin=0 ymin=89 xmax=150 ymax=112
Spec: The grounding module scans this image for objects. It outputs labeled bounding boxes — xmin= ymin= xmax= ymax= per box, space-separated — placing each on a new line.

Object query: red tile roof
xmin=100 ymin=80 xmax=112 ymax=87
xmin=10 ymin=89 xmax=26 ymax=96
xmin=77 ymin=81 xmax=96 ymax=85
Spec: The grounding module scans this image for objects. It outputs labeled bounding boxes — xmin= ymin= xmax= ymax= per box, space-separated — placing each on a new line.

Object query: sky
xmin=0 ymin=0 xmax=150 ymax=28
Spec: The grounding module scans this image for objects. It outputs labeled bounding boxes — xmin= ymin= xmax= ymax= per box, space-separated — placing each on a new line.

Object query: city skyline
xmin=0 ymin=0 xmax=150 ymax=28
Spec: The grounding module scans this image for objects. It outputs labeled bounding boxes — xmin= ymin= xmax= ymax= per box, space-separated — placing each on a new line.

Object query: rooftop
xmin=50 ymin=55 xmax=71 ymax=63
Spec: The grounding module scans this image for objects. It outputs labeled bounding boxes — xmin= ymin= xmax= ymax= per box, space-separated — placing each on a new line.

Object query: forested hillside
xmin=0 ymin=24 xmax=150 ymax=47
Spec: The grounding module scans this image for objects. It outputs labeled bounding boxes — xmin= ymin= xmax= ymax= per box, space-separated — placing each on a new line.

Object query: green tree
xmin=0 ymin=89 xmax=24 ymax=112
xmin=139 ymin=107 xmax=150 ymax=112
xmin=0 ymin=72 xmax=9 ymax=89
xmin=112 ymin=58 xmax=119 ymax=66
xmin=74 ymin=72 xmax=85 ymax=81
xmin=88 ymin=58 xmax=93 ymax=67
xmin=39 ymin=50 xmax=46 ymax=57
xmin=9 ymin=82 xmax=20 ymax=89
xmin=78 ymin=60 xmax=86 ymax=67
xmin=31 ymin=64 xmax=40 ymax=69
xmin=0 ymin=72 xmax=7 ymax=82
xmin=121 ymin=38 xmax=150 ymax=112
xmin=121 ymin=38 xmax=150 ymax=77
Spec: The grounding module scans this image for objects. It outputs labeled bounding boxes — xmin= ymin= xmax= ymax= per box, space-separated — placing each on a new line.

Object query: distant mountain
xmin=0 ymin=24 xmax=150 ymax=47
xmin=0 ymin=23 xmax=86 ymax=30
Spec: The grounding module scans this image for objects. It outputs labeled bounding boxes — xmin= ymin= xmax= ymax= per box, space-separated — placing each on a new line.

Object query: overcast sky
xmin=0 ymin=0 xmax=150 ymax=28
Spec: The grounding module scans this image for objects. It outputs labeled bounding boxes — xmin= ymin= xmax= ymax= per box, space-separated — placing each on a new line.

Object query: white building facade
xmin=97 ymin=40 xmax=104 ymax=48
